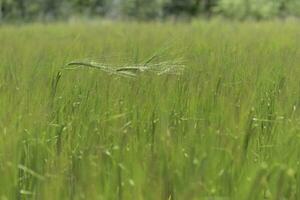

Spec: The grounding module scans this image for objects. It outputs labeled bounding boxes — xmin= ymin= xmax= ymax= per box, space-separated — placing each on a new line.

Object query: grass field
xmin=0 ymin=19 xmax=300 ymax=200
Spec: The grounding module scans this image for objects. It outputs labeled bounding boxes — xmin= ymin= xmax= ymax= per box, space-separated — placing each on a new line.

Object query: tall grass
xmin=0 ymin=19 xmax=300 ymax=199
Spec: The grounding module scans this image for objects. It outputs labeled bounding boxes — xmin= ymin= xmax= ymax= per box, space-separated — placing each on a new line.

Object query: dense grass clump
xmin=0 ymin=19 xmax=300 ymax=199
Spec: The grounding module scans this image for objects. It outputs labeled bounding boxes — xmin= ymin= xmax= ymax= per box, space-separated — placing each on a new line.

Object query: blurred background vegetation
xmin=0 ymin=0 xmax=299 ymax=22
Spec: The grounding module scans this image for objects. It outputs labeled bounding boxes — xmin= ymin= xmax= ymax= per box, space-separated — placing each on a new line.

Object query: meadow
xmin=0 ymin=19 xmax=300 ymax=199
